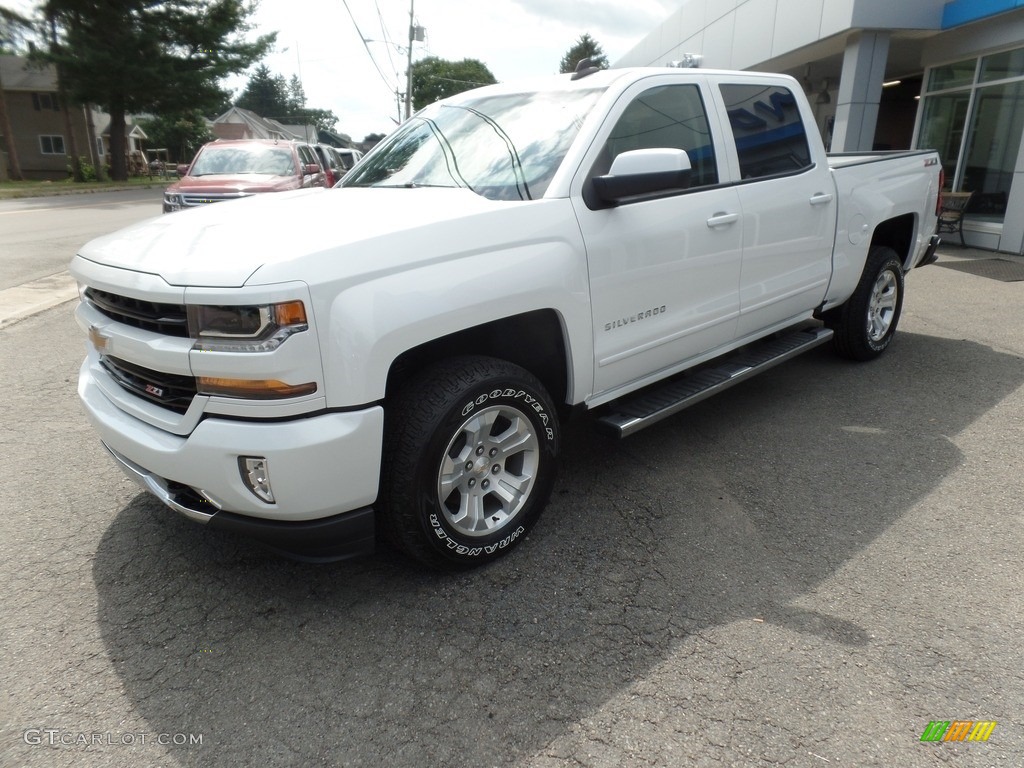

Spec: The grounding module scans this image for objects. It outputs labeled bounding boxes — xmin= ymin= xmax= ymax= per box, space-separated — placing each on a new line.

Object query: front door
xmin=572 ymin=79 xmax=743 ymax=401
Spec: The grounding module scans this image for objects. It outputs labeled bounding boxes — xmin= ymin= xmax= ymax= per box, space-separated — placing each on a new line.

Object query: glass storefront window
xmin=960 ymin=81 xmax=1024 ymax=219
xmin=981 ymin=47 xmax=1024 ymax=83
xmin=918 ymin=46 xmax=1024 ymax=225
xmin=918 ymin=92 xmax=971 ymax=184
xmin=926 ymin=58 xmax=977 ymax=92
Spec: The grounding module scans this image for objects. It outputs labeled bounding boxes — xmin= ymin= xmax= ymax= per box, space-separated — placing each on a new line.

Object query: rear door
xmin=713 ymin=80 xmax=836 ymax=337
xmin=571 ymin=76 xmax=743 ymax=401
xmin=298 ymin=144 xmax=325 ymax=188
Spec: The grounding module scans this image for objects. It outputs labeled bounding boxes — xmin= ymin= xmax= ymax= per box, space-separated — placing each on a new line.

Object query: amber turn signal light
xmin=197 ymin=377 xmax=317 ymax=399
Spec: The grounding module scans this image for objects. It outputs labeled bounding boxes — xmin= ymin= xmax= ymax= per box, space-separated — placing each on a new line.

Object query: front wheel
xmin=827 ymin=246 xmax=905 ymax=361
xmin=379 ymin=356 xmax=560 ymax=569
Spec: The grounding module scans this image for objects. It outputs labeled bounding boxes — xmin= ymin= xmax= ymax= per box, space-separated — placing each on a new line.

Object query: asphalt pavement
xmin=0 ymin=240 xmax=1022 ymax=767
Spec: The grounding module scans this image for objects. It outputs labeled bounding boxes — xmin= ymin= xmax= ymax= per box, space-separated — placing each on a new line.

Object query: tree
xmin=297 ymin=107 xmax=337 ymax=134
xmin=287 ymin=74 xmax=305 ymax=114
xmin=138 ymin=109 xmax=212 ymax=163
xmin=283 ymin=74 xmax=337 ymax=133
xmin=234 ymin=64 xmax=288 ymax=117
xmin=41 ymin=1 xmax=274 ymax=181
xmin=410 ymin=57 xmax=496 ymax=113
xmin=0 ymin=6 xmax=33 ymax=181
xmin=234 ymin=65 xmax=337 ymax=133
xmin=559 ymin=33 xmax=609 ymax=74
xmin=42 ymin=12 xmax=86 ymax=181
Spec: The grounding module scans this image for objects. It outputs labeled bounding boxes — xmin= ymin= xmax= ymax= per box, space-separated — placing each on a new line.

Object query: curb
xmin=0 ymin=181 xmax=172 ymax=201
xmin=0 ymin=272 xmax=79 ymax=330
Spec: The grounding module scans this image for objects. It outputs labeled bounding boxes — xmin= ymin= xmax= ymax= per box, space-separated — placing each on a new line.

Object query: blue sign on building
xmin=943 ymin=0 xmax=1024 ymax=29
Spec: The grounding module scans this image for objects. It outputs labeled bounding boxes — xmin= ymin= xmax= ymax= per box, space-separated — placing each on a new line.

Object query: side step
xmin=595 ymin=326 xmax=834 ymax=438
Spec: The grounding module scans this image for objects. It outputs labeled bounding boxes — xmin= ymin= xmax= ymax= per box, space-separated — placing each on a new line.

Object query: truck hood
xmin=76 ymin=187 xmax=538 ymax=288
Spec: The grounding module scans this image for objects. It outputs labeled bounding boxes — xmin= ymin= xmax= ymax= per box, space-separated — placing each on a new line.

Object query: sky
xmin=1 ymin=0 xmax=680 ymax=141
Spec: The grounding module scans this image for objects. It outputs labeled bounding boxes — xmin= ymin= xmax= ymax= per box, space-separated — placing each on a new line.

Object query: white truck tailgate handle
xmin=810 ymin=192 xmax=834 ymax=206
xmin=706 ymin=212 xmax=739 ymax=228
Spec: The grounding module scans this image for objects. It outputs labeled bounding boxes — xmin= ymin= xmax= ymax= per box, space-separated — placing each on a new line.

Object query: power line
xmin=337 ymin=0 xmax=395 ymax=95
xmin=373 ymin=0 xmax=400 ymax=82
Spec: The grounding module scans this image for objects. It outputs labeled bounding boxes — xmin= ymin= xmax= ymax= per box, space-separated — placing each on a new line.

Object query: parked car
xmin=162 ymin=139 xmax=326 ymax=213
xmin=336 ymin=148 xmax=363 ymax=176
xmin=312 ymin=144 xmax=346 ymax=187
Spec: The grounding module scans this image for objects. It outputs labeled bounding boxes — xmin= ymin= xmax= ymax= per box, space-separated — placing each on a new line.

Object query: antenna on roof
xmin=571 ymin=58 xmax=601 ymax=81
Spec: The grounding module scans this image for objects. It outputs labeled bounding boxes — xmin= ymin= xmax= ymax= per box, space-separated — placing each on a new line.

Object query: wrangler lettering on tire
xmin=379 ymin=356 xmax=560 ymax=568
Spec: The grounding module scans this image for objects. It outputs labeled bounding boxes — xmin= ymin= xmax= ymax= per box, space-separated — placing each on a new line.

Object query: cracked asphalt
xmin=1 ymin=241 xmax=1022 ymax=767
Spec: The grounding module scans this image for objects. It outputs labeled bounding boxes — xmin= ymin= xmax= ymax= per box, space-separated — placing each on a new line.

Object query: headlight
xmin=188 ymin=300 xmax=308 ymax=353
xmin=163 ymin=192 xmax=182 ymax=210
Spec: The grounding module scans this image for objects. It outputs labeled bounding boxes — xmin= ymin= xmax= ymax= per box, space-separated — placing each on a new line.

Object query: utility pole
xmin=404 ymin=0 xmax=414 ymax=120
xmin=403 ymin=1 xmax=425 ymax=119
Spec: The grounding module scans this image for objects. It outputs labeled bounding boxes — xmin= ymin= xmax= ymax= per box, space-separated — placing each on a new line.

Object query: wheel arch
xmin=869 ymin=213 xmax=916 ymax=269
xmin=385 ymin=309 xmax=572 ymax=409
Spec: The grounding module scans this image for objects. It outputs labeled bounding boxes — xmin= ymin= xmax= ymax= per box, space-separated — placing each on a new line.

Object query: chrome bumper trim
xmin=102 ymin=442 xmax=219 ymax=524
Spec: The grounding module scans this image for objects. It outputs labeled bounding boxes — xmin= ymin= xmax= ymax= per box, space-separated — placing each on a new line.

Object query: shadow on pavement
xmin=91 ymin=330 xmax=1024 ymax=766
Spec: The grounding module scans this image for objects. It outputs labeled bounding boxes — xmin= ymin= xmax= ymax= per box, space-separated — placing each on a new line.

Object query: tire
xmin=828 ymin=246 xmax=905 ymax=361
xmin=379 ymin=356 xmax=560 ymax=569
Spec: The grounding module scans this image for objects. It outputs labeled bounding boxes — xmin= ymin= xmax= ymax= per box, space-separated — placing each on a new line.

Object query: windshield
xmin=190 ymin=146 xmax=295 ymax=177
xmin=343 ymin=87 xmax=606 ymax=200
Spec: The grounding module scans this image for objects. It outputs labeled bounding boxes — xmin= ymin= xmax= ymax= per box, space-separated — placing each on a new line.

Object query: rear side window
xmin=602 ymin=84 xmax=719 ymax=188
xmin=719 ymin=84 xmax=812 ymax=179
xmin=298 ymin=145 xmax=317 ymax=166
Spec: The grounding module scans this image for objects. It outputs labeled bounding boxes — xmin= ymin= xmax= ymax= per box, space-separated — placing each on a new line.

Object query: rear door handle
xmin=810 ymin=192 xmax=834 ymax=206
xmin=706 ymin=212 xmax=739 ymax=228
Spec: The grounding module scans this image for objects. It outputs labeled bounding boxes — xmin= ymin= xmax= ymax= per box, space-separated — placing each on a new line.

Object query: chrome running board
xmin=595 ymin=326 xmax=834 ymax=438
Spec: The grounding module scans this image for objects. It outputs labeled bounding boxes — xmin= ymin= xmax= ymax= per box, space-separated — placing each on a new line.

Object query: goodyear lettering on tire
xmin=460 ymin=389 xmax=555 ymax=441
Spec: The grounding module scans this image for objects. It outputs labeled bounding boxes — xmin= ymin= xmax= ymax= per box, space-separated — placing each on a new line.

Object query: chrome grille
xmin=101 ymin=355 xmax=196 ymax=413
xmin=180 ymin=192 xmax=252 ymax=207
xmin=85 ymin=288 xmax=189 ymax=337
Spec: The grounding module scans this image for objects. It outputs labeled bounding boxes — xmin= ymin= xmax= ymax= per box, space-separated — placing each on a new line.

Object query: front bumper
xmin=80 ymin=362 xmax=384 ymax=560
xmin=105 ymin=444 xmax=374 ymax=560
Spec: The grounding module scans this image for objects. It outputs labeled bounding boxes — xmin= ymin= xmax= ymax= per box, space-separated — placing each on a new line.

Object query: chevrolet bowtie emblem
xmin=88 ymin=325 xmax=109 ymax=353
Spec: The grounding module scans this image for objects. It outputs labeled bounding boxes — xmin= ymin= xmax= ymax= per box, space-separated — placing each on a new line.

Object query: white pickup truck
xmin=70 ymin=66 xmax=941 ymax=568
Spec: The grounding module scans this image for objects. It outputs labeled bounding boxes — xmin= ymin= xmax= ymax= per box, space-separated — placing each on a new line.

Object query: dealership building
xmin=618 ymin=0 xmax=1024 ymax=253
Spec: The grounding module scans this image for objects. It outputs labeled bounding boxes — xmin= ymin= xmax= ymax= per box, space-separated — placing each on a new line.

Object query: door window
xmin=599 ymin=84 xmax=719 ymax=188
xmin=719 ymin=84 xmax=812 ymax=179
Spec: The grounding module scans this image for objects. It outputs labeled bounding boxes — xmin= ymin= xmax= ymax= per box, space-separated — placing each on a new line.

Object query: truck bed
xmin=827 ymin=149 xmax=936 ymax=169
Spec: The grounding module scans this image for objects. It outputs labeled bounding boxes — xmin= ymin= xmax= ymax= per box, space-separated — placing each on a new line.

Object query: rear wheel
xmin=828 ymin=246 xmax=905 ymax=361
xmin=379 ymin=356 xmax=560 ymax=569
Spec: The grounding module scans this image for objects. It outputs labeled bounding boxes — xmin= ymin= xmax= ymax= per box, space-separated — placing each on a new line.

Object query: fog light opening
xmin=240 ymin=456 xmax=275 ymax=503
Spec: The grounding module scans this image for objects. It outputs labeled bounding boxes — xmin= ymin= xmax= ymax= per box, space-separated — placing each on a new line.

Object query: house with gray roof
xmin=0 ymin=53 xmax=99 ymax=180
xmin=212 ymin=106 xmax=316 ymax=143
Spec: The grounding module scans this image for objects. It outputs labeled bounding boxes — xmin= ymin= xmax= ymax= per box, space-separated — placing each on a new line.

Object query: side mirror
xmin=303 ymin=163 xmax=321 ymax=176
xmin=591 ymin=148 xmax=693 ymax=207
xmin=176 ymin=164 xmax=190 ymax=177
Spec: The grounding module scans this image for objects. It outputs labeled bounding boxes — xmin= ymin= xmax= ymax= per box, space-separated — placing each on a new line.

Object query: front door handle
xmin=706 ymin=212 xmax=739 ymax=228
xmin=810 ymin=192 xmax=834 ymax=206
